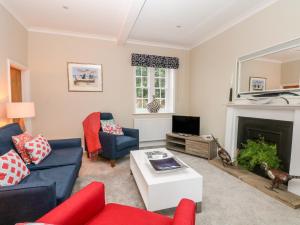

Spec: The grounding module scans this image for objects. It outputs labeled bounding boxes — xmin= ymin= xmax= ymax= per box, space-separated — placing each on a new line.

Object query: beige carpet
xmin=74 ymin=150 xmax=300 ymax=225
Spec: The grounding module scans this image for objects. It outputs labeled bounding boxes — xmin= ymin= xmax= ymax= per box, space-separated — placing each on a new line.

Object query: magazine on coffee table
xmin=148 ymin=157 xmax=182 ymax=171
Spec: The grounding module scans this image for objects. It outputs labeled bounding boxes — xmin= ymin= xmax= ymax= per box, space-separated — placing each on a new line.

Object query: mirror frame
xmin=236 ymin=37 xmax=300 ymax=97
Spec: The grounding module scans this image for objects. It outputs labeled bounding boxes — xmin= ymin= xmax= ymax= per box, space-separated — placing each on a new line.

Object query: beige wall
xmin=281 ymin=59 xmax=300 ymax=85
xmin=28 ymin=32 xmax=190 ymax=139
xmin=190 ymin=0 xmax=300 ymax=144
xmin=240 ymin=60 xmax=281 ymax=92
xmin=0 ymin=4 xmax=28 ymax=125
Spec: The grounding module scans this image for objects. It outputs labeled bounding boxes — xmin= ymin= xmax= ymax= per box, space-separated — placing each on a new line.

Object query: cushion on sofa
xmin=115 ymin=136 xmax=138 ymax=151
xmin=12 ymin=132 xmax=33 ymax=164
xmin=20 ymin=165 xmax=77 ymax=204
xmin=0 ymin=123 xmax=23 ymax=155
xmin=0 ymin=150 xmax=30 ymax=187
xmin=27 ymin=147 xmax=82 ymax=171
xmin=25 ymin=135 xmax=52 ymax=164
xmin=86 ymin=203 xmax=172 ymax=225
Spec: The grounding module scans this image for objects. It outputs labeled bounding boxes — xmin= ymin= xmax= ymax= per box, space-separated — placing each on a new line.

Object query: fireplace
xmin=237 ymin=117 xmax=293 ymax=173
xmin=225 ymin=104 xmax=300 ymax=196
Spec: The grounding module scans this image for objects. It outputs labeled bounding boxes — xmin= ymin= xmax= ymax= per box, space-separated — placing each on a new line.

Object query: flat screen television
xmin=172 ymin=115 xmax=200 ymax=136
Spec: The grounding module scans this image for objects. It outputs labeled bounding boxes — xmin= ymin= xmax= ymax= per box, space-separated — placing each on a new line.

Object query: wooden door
xmin=10 ymin=67 xmax=22 ymax=102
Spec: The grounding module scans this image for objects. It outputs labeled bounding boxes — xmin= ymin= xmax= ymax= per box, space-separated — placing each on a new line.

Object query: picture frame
xmin=249 ymin=77 xmax=266 ymax=92
xmin=67 ymin=63 xmax=103 ymax=92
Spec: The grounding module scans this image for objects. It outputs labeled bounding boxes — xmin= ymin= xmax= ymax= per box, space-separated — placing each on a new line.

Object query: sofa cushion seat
xmin=115 ymin=136 xmax=137 ymax=151
xmin=86 ymin=203 xmax=172 ymax=225
xmin=20 ymin=165 xmax=77 ymax=204
xmin=28 ymin=147 xmax=82 ymax=171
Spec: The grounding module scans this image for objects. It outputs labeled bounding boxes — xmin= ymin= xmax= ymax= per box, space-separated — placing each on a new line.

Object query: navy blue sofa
xmin=0 ymin=123 xmax=83 ymax=225
xmin=97 ymin=113 xmax=139 ymax=167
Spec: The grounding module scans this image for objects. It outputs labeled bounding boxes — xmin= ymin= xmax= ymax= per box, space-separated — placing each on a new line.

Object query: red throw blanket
xmin=83 ymin=112 xmax=101 ymax=158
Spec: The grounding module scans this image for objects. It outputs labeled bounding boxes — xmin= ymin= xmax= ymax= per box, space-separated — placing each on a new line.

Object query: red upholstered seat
xmin=87 ymin=203 xmax=173 ymax=225
xmin=38 ymin=182 xmax=196 ymax=225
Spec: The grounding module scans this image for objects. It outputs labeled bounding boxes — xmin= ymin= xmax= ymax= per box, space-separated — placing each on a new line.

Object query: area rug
xmin=74 ymin=150 xmax=300 ymax=225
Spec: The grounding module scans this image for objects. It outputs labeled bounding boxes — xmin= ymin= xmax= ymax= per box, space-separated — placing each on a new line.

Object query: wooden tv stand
xmin=166 ymin=133 xmax=217 ymax=160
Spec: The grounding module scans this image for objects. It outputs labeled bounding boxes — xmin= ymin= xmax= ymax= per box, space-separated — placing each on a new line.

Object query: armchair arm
xmin=172 ymin=199 xmax=196 ymax=225
xmin=99 ymin=131 xmax=117 ymax=158
xmin=38 ymin=182 xmax=105 ymax=225
xmin=48 ymin=138 xmax=82 ymax=150
xmin=0 ymin=181 xmax=56 ymax=225
xmin=122 ymin=127 xmax=139 ymax=139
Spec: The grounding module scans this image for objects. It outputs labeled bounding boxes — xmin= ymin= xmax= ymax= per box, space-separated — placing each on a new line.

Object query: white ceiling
xmin=0 ymin=0 xmax=278 ymax=49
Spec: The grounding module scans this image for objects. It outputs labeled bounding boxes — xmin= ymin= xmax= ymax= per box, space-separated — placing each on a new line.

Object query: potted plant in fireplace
xmin=237 ymin=137 xmax=281 ymax=177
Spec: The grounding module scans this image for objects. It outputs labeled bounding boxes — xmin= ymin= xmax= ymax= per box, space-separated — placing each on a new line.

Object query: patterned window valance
xmin=131 ymin=53 xmax=179 ymax=69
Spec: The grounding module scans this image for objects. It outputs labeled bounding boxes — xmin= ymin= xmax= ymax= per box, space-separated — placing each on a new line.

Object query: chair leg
xmin=110 ymin=160 xmax=116 ymax=167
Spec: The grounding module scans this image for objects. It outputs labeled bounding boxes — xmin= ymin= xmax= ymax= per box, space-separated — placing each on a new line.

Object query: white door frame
xmin=6 ymin=59 xmax=32 ymax=132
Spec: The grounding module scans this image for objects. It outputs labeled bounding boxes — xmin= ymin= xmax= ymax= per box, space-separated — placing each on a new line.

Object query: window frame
xmin=134 ymin=66 xmax=175 ymax=114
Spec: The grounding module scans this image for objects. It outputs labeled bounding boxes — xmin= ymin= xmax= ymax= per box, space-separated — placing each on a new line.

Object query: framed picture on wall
xmin=249 ymin=77 xmax=266 ymax=92
xmin=67 ymin=63 xmax=103 ymax=92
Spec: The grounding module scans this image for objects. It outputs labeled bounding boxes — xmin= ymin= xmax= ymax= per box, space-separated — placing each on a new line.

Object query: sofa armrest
xmin=0 ymin=182 xmax=56 ymax=225
xmin=122 ymin=127 xmax=139 ymax=139
xmin=48 ymin=138 xmax=82 ymax=150
xmin=38 ymin=182 xmax=105 ymax=225
xmin=172 ymin=199 xmax=196 ymax=225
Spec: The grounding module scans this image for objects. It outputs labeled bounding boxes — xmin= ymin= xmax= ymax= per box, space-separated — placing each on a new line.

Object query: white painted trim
xmin=254 ymin=57 xmax=282 ymax=64
xmin=0 ymin=0 xmax=28 ymax=28
xmin=127 ymin=39 xmax=189 ymax=50
xmin=6 ymin=59 xmax=32 ymax=132
xmin=117 ymin=0 xmax=146 ymax=45
xmin=28 ymin=27 xmax=117 ymax=42
xmin=191 ymin=0 xmax=279 ymax=49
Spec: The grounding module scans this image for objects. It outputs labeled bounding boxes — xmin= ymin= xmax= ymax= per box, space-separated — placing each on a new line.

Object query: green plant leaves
xmin=237 ymin=137 xmax=280 ymax=171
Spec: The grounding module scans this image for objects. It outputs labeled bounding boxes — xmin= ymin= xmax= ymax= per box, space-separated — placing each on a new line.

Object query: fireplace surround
xmin=225 ymin=104 xmax=300 ymax=196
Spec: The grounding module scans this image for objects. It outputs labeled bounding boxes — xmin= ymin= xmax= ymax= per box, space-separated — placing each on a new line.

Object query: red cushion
xmin=0 ymin=150 xmax=30 ymax=187
xmin=12 ymin=132 xmax=33 ymax=164
xmin=86 ymin=203 xmax=172 ymax=225
xmin=25 ymin=135 xmax=52 ymax=164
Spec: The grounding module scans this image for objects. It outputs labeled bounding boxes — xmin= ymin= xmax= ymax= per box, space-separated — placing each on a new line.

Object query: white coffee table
xmin=130 ymin=148 xmax=203 ymax=212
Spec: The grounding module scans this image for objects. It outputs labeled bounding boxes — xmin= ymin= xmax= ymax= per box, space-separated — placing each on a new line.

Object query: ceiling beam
xmin=117 ymin=0 xmax=146 ymax=45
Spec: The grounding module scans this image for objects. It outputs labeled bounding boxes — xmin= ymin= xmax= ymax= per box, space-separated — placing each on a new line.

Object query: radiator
xmin=134 ymin=117 xmax=172 ymax=142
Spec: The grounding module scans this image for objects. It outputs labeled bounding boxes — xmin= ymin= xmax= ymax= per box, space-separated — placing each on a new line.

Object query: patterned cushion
xmin=0 ymin=150 xmax=30 ymax=187
xmin=12 ymin=132 xmax=33 ymax=164
xmin=24 ymin=135 xmax=52 ymax=164
xmin=102 ymin=123 xmax=124 ymax=135
xmin=101 ymin=119 xmax=115 ymax=127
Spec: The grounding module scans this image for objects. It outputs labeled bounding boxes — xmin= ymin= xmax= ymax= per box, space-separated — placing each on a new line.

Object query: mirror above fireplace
xmin=237 ymin=38 xmax=300 ymax=96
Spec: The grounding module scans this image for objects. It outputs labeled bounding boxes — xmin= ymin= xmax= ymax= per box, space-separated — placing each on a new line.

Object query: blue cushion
xmin=21 ymin=165 xmax=77 ymax=204
xmin=116 ymin=135 xmax=138 ymax=151
xmin=0 ymin=123 xmax=22 ymax=155
xmin=28 ymin=147 xmax=83 ymax=171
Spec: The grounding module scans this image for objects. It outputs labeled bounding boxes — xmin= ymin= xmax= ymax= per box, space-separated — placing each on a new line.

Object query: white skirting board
xmin=134 ymin=117 xmax=172 ymax=145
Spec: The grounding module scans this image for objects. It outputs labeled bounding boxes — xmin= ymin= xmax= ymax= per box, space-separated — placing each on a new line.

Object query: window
xmin=135 ymin=66 xmax=174 ymax=113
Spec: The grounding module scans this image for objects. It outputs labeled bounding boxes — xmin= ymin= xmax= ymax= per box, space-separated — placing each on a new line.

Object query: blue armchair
xmin=99 ymin=113 xmax=139 ymax=167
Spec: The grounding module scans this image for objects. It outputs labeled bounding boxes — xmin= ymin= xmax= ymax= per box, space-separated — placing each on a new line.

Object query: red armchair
xmin=37 ymin=182 xmax=196 ymax=225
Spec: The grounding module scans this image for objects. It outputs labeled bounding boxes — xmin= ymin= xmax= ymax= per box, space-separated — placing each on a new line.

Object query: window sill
xmin=133 ymin=112 xmax=175 ymax=115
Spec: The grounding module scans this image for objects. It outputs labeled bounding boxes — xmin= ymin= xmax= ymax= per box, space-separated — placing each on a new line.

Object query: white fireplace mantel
xmin=225 ymin=103 xmax=300 ymax=196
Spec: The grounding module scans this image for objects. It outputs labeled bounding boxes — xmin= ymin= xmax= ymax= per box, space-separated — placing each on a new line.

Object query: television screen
xmin=172 ymin=115 xmax=200 ymax=135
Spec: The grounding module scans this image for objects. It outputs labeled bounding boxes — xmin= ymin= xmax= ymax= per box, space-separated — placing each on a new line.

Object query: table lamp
xmin=6 ymin=102 xmax=35 ymax=131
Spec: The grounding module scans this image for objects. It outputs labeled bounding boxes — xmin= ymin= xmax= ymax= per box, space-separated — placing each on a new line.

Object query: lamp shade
xmin=6 ymin=102 xmax=35 ymax=118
